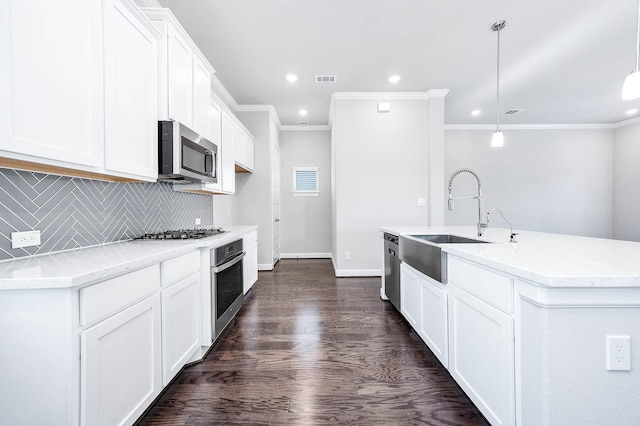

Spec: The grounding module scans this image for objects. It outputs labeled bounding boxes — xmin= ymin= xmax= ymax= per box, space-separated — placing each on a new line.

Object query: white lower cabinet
xmin=161 ymin=272 xmax=201 ymax=385
xmin=400 ymin=263 xmax=420 ymax=329
xmin=448 ymin=284 xmax=515 ymax=426
xmin=400 ymin=263 xmax=448 ymax=367
xmin=243 ymin=230 xmax=258 ymax=294
xmin=81 ymin=293 xmax=162 ymax=426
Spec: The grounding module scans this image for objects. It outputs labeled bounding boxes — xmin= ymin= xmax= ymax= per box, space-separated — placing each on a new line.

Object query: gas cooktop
xmin=133 ymin=228 xmax=226 ymax=240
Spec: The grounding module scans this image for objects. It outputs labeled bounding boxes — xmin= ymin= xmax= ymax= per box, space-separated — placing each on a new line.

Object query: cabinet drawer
xmin=161 ymin=250 xmax=200 ymax=287
xmin=80 ymin=265 xmax=160 ymax=326
xmin=448 ymin=257 xmax=513 ymax=313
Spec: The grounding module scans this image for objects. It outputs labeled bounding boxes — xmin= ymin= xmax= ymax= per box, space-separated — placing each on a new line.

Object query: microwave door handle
xmin=205 ymin=151 xmax=214 ymax=175
xmin=212 ymin=251 xmax=245 ymax=273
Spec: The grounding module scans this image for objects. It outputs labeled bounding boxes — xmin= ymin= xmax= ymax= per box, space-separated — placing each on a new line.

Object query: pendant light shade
xmin=491 ymin=130 xmax=504 ymax=147
xmin=491 ymin=20 xmax=506 ymax=147
xmin=624 ymin=0 xmax=640 ymax=100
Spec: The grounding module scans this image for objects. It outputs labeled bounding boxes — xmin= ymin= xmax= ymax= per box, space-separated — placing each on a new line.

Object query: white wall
xmin=613 ymin=121 xmax=640 ymax=241
xmin=279 ymin=130 xmax=331 ymax=256
xmin=212 ymin=194 xmax=236 ymax=227
xmin=332 ymin=97 xmax=434 ymax=275
xmin=444 ymin=128 xmax=614 ymax=238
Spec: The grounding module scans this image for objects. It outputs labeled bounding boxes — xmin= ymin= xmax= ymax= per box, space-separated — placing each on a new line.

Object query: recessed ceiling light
xmin=626 ymin=108 xmax=639 ymax=115
xmin=388 ymin=75 xmax=401 ymax=84
xmin=471 ymin=110 xmax=482 ymax=116
xmin=286 ymin=73 xmax=298 ymax=82
xmin=298 ymin=109 xmax=308 ymax=116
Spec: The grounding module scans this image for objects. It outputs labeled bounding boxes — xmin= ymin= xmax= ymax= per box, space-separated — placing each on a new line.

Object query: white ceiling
xmin=158 ymin=0 xmax=640 ymax=126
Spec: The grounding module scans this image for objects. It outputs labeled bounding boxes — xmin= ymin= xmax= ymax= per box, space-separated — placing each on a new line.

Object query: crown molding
xmin=211 ymin=74 xmax=238 ymax=111
xmin=612 ymin=115 xmax=640 ymax=129
xmin=280 ymin=125 xmax=331 ymax=132
xmin=426 ymin=89 xmax=450 ymax=98
xmin=444 ymin=123 xmax=616 ymax=130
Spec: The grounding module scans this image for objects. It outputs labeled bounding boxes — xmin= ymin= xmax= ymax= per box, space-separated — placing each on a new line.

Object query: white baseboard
xmin=280 ymin=253 xmax=332 ymax=259
xmin=258 ymin=263 xmax=273 ymax=271
xmin=334 ymin=269 xmax=382 ymax=278
xmin=380 ymin=288 xmax=389 ymax=300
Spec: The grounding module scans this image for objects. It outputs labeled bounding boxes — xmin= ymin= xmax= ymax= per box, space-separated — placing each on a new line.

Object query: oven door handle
xmin=212 ymin=251 xmax=245 ymax=273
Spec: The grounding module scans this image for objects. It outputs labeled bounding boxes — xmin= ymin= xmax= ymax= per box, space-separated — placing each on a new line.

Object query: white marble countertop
xmin=380 ymin=226 xmax=640 ymax=288
xmin=0 ymin=225 xmax=258 ymax=290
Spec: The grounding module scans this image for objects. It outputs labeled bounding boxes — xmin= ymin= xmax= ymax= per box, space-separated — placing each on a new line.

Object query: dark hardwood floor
xmin=138 ymin=259 xmax=489 ymax=425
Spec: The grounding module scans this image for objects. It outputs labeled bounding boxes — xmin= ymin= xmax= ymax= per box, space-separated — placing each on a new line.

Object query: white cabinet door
xmin=167 ymin=25 xmax=192 ymax=127
xmin=243 ymin=230 xmax=258 ymax=294
xmin=418 ymin=275 xmax=448 ymax=368
xmin=400 ymin=263 xmax=420 ymax=329
xmin=221 ymin=112 xmax=236 ymax=194
xmin=448 ymin=285 xmax=515 ymax=426
xmin=234 ymin=124 xmax=244 ymax=166
xmin=161 ymin=272 xmax=201 ymax=385
xmin=208 ymin=96 xmax=222 ymax=146
xmin=192 ymin=55 xmax=211 ymax=138
xmin=0 ymin=0 xmax=103 ymax=169
xmin=103 ymin=0 xmax=158 ymax=181
xmin=81 ymin=294 xmax=162 ymax=426
xmin=244 ymin=134 xmax=255 ymax=171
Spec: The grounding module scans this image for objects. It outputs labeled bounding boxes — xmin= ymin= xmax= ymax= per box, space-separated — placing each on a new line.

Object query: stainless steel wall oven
xmin=211 ymin=239 xmax=245 ymax=341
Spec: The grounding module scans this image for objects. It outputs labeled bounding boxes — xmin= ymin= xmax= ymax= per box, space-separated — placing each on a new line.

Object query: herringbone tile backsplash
xmin=0 ymin=168 xmax=213 ymax=260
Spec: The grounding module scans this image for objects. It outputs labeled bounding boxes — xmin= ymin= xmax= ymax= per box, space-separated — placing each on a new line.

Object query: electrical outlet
xmin=195 ymin=218 xmax=201 ymax=226
xmin=606 ymin=335 xmax=631 ymax=371
xmin=344 ymin=251 xmax=350 ymax=260
xmin=11 ymin=230 xmax=41 ymax=249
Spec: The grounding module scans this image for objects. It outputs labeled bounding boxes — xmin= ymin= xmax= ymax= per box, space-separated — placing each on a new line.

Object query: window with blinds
xmin=292 ymin=167 xmax=319 ymax=196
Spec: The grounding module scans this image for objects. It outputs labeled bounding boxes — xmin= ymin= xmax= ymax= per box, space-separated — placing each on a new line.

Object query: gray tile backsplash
xmin=0 ymin=168 xmax=213 ymax=260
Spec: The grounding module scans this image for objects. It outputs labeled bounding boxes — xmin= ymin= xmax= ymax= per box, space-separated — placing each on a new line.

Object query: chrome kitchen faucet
xmin=447 ymin=168 xmax=487 ymax=237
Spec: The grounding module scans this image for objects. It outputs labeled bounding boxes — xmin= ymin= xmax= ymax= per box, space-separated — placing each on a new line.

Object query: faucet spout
xmin=447 ymin=168 xmax=487 ymax=237
xmin=487 ymin=208 xmax=518 ymax=242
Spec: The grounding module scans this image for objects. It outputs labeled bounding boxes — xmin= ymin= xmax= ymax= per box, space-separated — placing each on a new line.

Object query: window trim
xmin=292 ymin=167 xmax=319 ymax=197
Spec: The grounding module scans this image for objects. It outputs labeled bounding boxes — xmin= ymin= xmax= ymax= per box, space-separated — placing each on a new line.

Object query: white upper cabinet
xmin=0 ymin=0 xmax=104 ymax=171
xmin=103 ymin=0 xmax=159 ymax=181
xmin=234 ymin=125 xmax=254 ymax=172
xmin=221 ymin=111 xmax=237 ymax=193
xmin=0 ymin=0 xmax=161 ymax=182
xmin=192 ymin=55 xmax=212 ymax=138
xmin=144 ymin=8 xmax=213 ymax=134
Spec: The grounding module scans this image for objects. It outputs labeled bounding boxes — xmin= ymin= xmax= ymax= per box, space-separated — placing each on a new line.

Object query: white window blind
xmin=292 ymin=167 xmax=319 ymax=196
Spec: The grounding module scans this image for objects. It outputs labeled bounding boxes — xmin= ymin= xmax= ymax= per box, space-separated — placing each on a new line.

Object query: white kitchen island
xmin=380 ymin=226 xmax=640 ymax=426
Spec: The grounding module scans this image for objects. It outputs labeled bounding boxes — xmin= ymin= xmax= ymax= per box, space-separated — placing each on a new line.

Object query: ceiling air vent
xmin=503 ymin=109 xmax=525 ymax=115
xmin=315 ymin=75 xmax=337 ymax=83
xmin=297 ymin=121 xmax=309 ymax=125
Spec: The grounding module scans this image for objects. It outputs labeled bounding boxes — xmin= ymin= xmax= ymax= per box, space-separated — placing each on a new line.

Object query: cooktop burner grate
xmin=133 ymin=228 xmax=226 ymax=240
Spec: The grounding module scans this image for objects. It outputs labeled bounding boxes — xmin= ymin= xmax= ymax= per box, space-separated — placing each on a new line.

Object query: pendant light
xmin=623 ymin=0 xmax=640 ymax=100
xmin=491 ymin=20 xmax=506 ymax=148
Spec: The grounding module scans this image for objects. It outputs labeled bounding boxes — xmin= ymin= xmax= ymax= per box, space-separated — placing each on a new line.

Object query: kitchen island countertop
xmin=380 ymin=225 xmax=640 ymax=288
xmin=0 ymin=225 xmax=258 ymax=290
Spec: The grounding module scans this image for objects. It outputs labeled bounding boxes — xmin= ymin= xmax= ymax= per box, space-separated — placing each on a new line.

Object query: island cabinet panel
xmin=448 ymin=284 xmax=515 ymax=426
xmin=81 ymin=293 xmax=162 ymax=426
xmin=417 ymin=273 xmax=448 ymax=368
xmin=243 ymin=230 xmax=258 ymax=294
xmin=400 ymin=263 xmax=420 ymax=329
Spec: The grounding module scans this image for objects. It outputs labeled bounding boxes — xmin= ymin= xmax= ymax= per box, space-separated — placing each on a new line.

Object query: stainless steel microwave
xmin=158 ymin=120 xmax=217 ymax=184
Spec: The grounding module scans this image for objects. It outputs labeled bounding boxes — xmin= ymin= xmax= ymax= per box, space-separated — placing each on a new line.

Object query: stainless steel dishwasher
xmin=383 ymin=232 xmax=401 ymax=311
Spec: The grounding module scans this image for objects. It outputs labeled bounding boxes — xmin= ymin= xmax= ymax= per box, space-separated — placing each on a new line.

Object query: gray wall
xmin=279 ymin=130 xmax=331 ymax=256
xmin=332 ymin=98 xmax=432 ymax=275
xmin=0 ymin=168 xmax=213 ymax=260
xmin=614 ymin=121 xmax=640 ymax=241
xmin=444 ymin=128 xmax=614 ymax=239
xmin=213 ymin=194 xmax=237 ymax=227
xmin=235 ymin=111 xmax=276 ymax=269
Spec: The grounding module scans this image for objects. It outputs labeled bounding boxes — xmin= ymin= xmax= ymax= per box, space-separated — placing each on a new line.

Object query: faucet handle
xmin=510 ymin=232 xmax=518 ymax=243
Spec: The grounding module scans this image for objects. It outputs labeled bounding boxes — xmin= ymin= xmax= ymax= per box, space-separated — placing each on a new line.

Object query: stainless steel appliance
xmin=158 ymin=120 xmax=217 ymax=184
xmin=212 ymin=239 xmax=245 ymax=341
xmin=383 ymin=232 xmax=401 ymax=311
xmin=133 ymin=227 xmax=225 ymax=240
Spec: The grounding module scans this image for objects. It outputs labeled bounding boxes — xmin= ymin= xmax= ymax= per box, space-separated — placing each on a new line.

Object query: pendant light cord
xmin=496 ymin=26 xmax=501 ymax=132
xmin=635 ymin=0 xmax=640 ymax=72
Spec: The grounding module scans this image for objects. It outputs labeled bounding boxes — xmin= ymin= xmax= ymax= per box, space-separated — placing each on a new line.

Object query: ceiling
xmin=158 ymin=0 xmax=640 ymax=126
